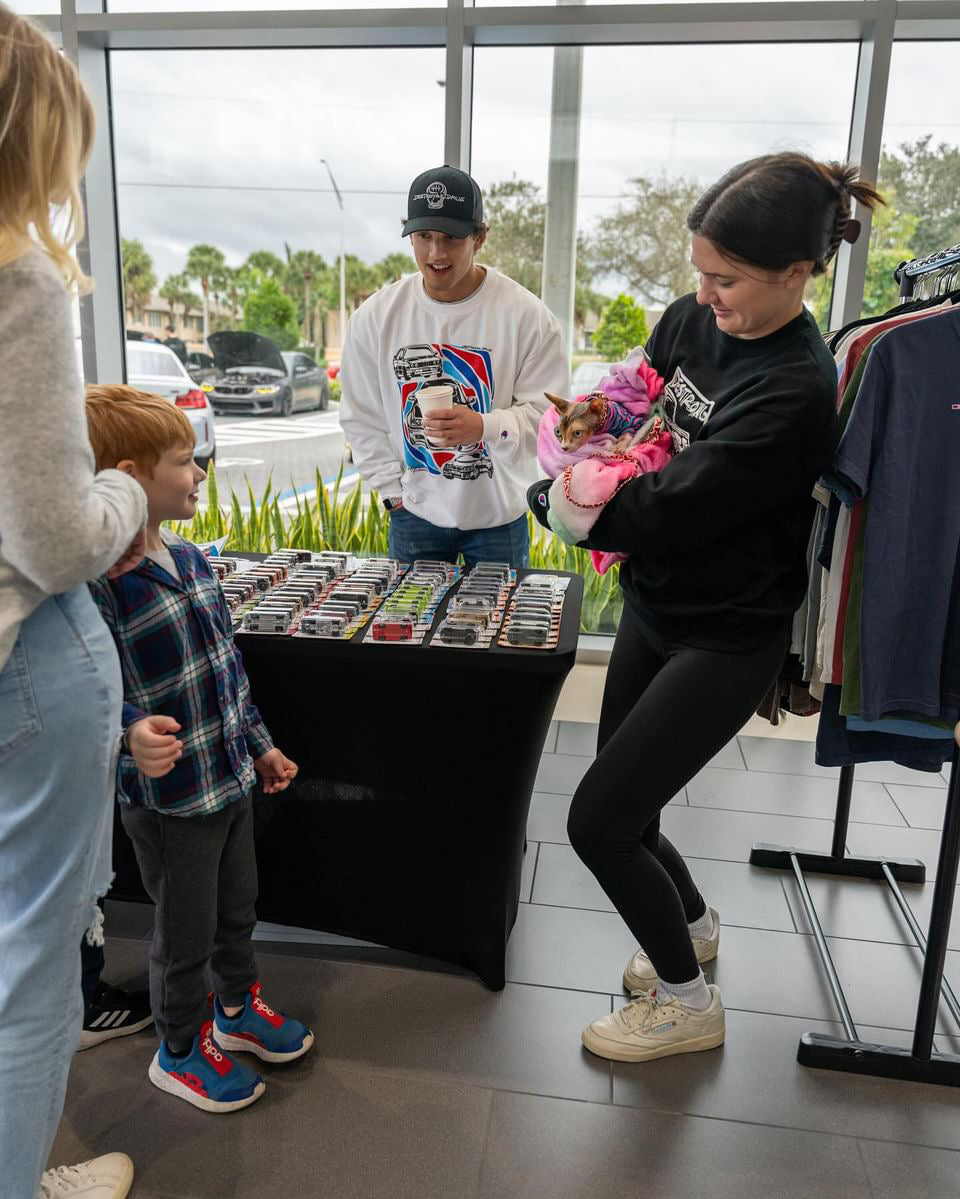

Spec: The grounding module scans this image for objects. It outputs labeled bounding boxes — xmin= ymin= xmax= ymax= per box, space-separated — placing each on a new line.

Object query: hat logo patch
xmin=415 ymin=182 xmax=465 ymax=209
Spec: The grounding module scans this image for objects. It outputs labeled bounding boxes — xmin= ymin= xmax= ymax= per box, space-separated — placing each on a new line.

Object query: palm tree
xmin=185 ymin=243 xmax=227 ymax=343
xmin=120 ymin=238 xmax=156 ymax=324
xmin=159 ymin=272 xmax=201 ymax=337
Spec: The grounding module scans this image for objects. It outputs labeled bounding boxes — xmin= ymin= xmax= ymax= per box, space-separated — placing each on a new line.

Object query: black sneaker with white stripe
xmin=78 ymin=983 xmax=153 ymax=1051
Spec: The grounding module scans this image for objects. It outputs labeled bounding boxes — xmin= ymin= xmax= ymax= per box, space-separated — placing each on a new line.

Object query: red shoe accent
xmin=199 ymin=1021 xmax=233 ymax=1077
xmin=171 ymin=1071 xmax=209 ymax=1098
xmin=250 ymin=982 xmax=284 ymax=1029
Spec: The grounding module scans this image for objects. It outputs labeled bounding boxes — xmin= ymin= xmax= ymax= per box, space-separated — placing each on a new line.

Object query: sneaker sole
xmin=581 ymin=1024 xmax=725 ymax=1063
xmin=77 ymin=1015 xmax=155 ymax=1052
xmin=212 ymin=1026 xmax=315 ymax=1064
xmin=148 ymin=1056 xmax=265 ymax=1113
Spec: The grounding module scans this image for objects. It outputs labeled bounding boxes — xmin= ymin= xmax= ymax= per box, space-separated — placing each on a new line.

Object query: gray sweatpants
xmin=120 ymin=794 xmax=258 ymax=1049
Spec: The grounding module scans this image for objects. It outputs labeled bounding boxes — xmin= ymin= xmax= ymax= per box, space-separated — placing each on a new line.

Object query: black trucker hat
xmin=401 ymin=165 xmax=484 ymax=239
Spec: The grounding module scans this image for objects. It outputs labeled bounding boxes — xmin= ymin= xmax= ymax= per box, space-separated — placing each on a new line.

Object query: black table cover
xmin=110 ymin=566 xmax=582 ymax=988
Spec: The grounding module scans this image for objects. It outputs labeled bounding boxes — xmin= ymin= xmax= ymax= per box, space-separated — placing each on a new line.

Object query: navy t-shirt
xmin=830 ymin=309 xmax=960 ymax=722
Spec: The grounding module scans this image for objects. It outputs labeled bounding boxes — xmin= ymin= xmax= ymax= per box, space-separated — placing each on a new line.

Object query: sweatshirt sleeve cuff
xmin=122 ymin=703 xmax=149 ymax=729
xmin=481 ymin=410 xmax=512 ymax=450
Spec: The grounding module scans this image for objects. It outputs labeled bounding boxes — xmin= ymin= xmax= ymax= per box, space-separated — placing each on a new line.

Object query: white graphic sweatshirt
xmin=339 ymin=267 xmax=568 ymax=531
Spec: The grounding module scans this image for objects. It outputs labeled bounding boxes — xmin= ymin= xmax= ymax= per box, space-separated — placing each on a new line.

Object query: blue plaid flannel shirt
xmin=89 ymin=534 xmax=273 ymax=816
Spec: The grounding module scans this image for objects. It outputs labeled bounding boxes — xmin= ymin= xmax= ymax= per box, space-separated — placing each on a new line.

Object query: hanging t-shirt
xmin=829 ymin=309 xmax=960 ymax=721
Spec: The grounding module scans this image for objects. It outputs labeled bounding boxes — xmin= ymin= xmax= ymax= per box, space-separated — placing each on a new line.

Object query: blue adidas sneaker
xmin=148 ymin=1021 xmax=265 ymax=1113
xmin=212 ymin=982 xmax=314 ymax=1064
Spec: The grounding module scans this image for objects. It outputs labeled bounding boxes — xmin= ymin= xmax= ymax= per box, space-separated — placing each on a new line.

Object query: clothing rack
xmin=749 ymin=247 xmax=960 ymax=1086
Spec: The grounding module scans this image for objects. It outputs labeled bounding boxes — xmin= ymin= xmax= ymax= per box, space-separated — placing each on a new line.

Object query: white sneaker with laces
xmin=38 ymin=1153 xmax=134 ymax=1199
xmin=582 ymin=985 xmax=725 ymax=1062
xmin=622 ymin=906 xmax=720 ymax=993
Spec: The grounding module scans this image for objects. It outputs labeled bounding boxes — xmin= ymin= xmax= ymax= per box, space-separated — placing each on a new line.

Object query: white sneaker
xmin=39 ymin=1153 xmax=134 ymax=1199
xmin=622 ymin=907 xmax=720 ymax=993
xmin=582 ymin=985 xmax=725 ymax=1062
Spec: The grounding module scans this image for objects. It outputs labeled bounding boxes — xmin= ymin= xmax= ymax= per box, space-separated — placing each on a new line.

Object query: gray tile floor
xmin=52 ymin=727 xmax=960 ymax=1198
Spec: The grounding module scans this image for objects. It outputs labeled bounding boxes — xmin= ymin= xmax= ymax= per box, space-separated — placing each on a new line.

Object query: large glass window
xmin=108 ymin=0 xmax=439 ymax=9
xmin=865 ymin=42 xmax=960 ymax=313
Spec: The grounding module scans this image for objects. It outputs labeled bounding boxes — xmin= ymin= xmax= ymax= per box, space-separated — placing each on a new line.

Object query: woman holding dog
xmin=532 ymin=153 xmax=881 ymax=1062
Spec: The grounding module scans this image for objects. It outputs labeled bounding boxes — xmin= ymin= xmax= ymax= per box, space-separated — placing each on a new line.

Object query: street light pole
xmin=320 ymin=158 xmax=346 ymax=361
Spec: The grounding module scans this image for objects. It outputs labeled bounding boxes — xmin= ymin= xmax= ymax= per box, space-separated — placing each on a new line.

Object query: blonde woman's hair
xmin=0 ymin=4 xmax=94 ymax=290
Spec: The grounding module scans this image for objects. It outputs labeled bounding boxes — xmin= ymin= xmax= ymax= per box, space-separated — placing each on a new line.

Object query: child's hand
xmin=127 ymin=715 xmax=183 ymax=778
xmin=254 ymin=748 xmax=299 ymax=794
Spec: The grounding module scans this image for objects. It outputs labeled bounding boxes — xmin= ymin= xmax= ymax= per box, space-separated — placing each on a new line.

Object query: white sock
xmin=688 ymin=907 xmax=714 ymax=940
xmin=657 ymin=972 xmax=711 ymax=1011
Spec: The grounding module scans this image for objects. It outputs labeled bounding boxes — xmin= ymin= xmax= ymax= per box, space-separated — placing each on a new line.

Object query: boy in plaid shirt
xmin=85 ymin=385 xmax=312 ymax=1113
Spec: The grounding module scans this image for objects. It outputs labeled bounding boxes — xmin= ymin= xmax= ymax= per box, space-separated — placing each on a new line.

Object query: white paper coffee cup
xmin=418 ymin=384 xmax=454 ymax=446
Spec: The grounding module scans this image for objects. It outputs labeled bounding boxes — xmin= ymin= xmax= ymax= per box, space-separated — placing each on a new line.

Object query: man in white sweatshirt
xmin=339 ymin=165 xmax=569 ymax=568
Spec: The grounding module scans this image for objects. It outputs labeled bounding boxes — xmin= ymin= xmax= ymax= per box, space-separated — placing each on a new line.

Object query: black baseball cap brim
xmin=402 ymin=214 xmax=476 ymax=239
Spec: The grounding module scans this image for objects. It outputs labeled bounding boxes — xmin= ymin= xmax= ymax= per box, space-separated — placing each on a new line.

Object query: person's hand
xmin=422 ymin=407 xmax=484 ymax=447
xmin=107 ymin=528 xmax=146 ymax=578
xmin=127 ymin=715 xmax=183 ymax=778
xmin=254 ymin=748 xmax=299 ymax=794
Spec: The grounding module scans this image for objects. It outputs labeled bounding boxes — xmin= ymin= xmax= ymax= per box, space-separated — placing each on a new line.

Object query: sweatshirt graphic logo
xmin=661 ymin=367 xmax=714 ymax=453
xmin=393 ymin=342 xmax=495 ymax=480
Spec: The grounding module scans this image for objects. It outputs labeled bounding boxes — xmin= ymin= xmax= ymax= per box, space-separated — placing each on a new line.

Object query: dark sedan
xmin=204 ymin=331 xmax=329 ymax=417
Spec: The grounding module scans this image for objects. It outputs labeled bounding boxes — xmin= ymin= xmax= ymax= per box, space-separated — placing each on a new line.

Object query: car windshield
xmin=127 ymin=347 xmax=186 ymax=378
xmin=571 ymin=362 xmax=613 ymax=393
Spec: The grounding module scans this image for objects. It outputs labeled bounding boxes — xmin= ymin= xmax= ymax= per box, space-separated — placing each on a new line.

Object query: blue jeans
xmin=0 ymin=587 xmax=123 ymax=1197
xmin=387 ymin=509 xmax=529 ymax=570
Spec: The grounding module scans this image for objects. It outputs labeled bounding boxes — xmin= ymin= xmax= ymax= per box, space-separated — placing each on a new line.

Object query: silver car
xmin=125 ymin=339 xmax=216 ymax=470
xmin=204 ymin=332 xmax=329 ymax=417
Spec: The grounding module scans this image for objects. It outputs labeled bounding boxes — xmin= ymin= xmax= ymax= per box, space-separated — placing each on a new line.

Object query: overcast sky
xmin=90 ymin=31 xmax=960 ymax=289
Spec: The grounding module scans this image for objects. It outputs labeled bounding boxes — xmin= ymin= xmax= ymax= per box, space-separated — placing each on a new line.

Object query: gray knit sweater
xmin=0 ymin=247 xmax=146 ymax=672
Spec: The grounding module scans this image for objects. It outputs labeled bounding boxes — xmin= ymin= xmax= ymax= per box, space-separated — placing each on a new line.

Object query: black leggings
xmin=568 ymin=602 xmax=786 ymax=984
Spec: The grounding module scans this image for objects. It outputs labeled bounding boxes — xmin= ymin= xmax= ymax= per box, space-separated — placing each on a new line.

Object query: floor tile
xmin=844 ymin=822 xmax=949 ymax=880
xmin=885 ymin=784 xmax=948 ymax=830
xmin=505 ymin=903 xmax=640 ymax=994
xmin=709 ymin=924 xmax=836 ymax=1022
xmin=708 ymin=738 xmax=746 ymax=770
xmin=905 ymin=882 xmax=960 ymax=953
xmin=533 ymin=753 xmax=592 ymax=795
xmin=542 ymin=721 xmax=559 ymax=754
xmin=477 ymin=1089 xmax=873 ymax=1199
xmin=93 ymin=1061 xmax=492 ymax=1199
xmin=303 ymin=961 xmax=612 ymax=1104
xmin=660 ymin=804 xmax=835 ymax=864
xmin=529 ymin=843 xmax=795 ymax=935
xmin=555 ymin=721 xmax=598 ymax=757
xmin=782 ymin=872 xmax=927 ymax=949
xmin=687 ymin=766 xmax=906 ymax=826
xmin=520 ymin=840 xmax=538 ymax=903
xmin=739 ymin=736 xmax=948 ymax=788
xmin=612 ymin=1006 xmax=960 ymax=1149
xmin=859 ymin=1140 xmax=960 ymax=1199
xmin=526 ymin=792 xmax=571 ymax=844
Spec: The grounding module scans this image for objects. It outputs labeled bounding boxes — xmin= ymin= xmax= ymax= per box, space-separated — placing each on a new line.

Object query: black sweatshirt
xmin=585 ymin=294 xmax=838 ymax=651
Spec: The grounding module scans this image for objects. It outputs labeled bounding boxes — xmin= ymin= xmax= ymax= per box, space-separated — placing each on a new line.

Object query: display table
xmin=111 ymin=565 xmax=583 ymax=989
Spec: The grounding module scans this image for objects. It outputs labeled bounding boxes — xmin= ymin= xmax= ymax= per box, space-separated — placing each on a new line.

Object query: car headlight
xmin=255 ymin=386 xmax=280 ymax=394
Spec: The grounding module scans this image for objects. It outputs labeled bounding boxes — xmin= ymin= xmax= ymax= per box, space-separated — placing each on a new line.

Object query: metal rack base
xmin=749 ymin=844 xmax=925 ymax=883
xmin=797 ymin=1033 xmax=960 ymax=1087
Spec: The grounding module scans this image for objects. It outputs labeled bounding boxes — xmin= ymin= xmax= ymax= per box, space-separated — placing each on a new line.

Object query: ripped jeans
xmin=0 ymin=586 xmax=122 ymax=1198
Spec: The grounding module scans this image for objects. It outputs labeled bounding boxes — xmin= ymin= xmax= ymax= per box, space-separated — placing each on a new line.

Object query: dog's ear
xmin=545 ymin=392 xmax=570 ymax=415
xmin=586 ymin=394 xmax=606 ymax=416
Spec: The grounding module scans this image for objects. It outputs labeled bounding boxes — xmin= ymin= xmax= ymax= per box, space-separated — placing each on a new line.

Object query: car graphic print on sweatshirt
xmin=659 ymin=366 xmax=715 ymax=453
xmin=392 ymin=342 xmax=495 ymax=482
